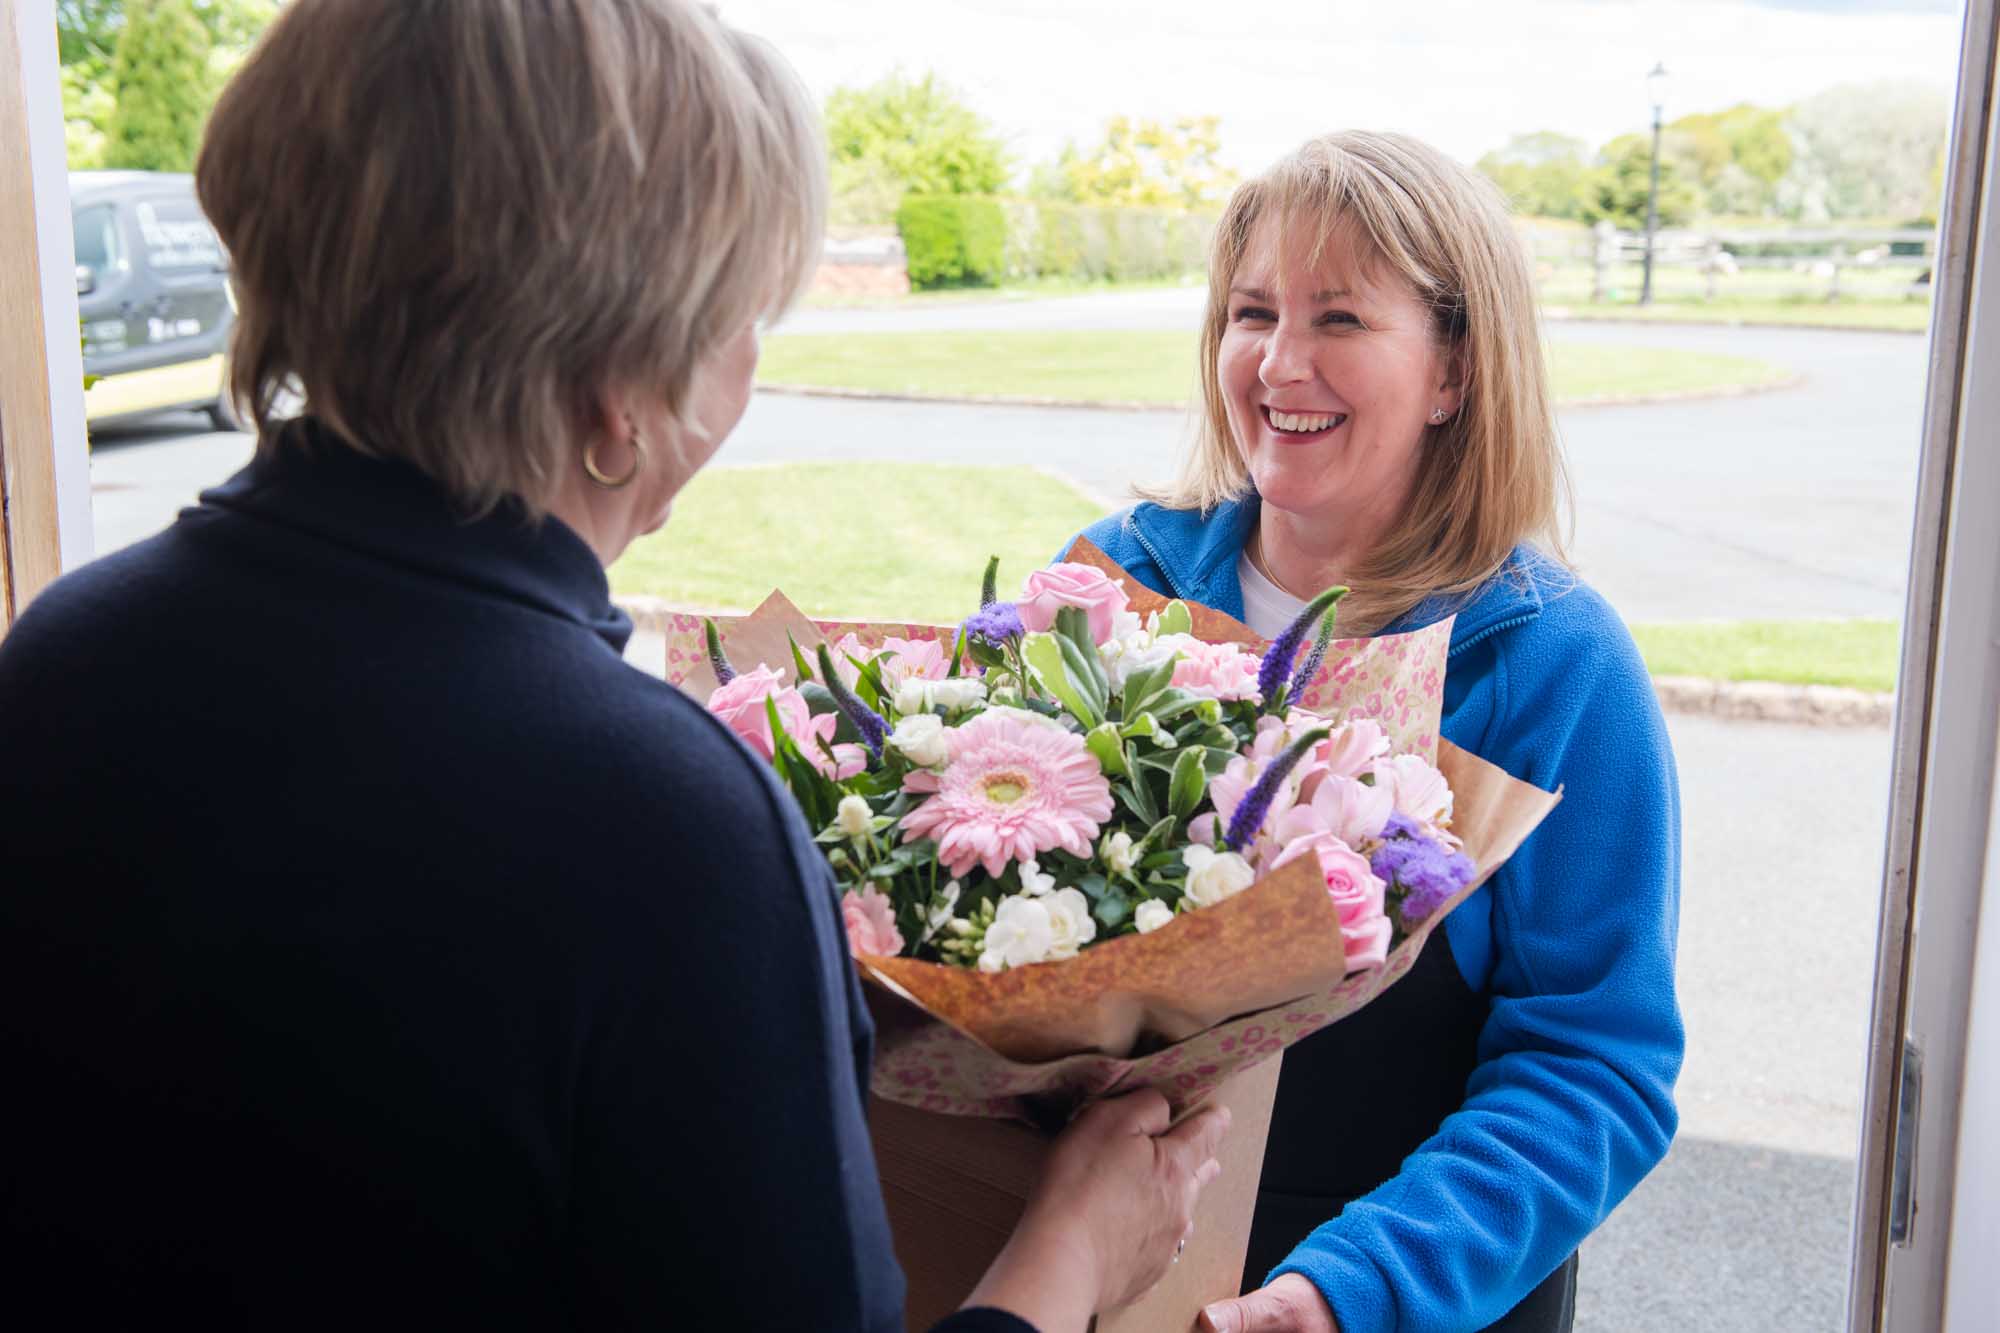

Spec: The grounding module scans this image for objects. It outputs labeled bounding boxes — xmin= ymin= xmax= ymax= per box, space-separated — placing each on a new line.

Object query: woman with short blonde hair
xmin=1076 ymin=132 xmax=1682 ymax=1333
xmin=0 ymin=4 xmax=1225 ymax=1330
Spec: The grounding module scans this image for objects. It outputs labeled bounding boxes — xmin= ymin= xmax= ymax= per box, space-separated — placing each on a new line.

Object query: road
xmin=79 ymin=295 xmax=1916 ymax=1329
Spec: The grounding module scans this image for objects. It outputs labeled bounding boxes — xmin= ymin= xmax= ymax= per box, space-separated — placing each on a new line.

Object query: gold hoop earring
xmin=584 ymin=430 xmax=645 ymax=490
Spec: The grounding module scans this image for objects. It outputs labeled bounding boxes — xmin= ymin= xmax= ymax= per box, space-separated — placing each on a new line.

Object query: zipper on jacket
xmin=1128 ymin=520 xmax=1192 ymax=602
xmin=1448 ymin=610 xmax=1537 ymax=660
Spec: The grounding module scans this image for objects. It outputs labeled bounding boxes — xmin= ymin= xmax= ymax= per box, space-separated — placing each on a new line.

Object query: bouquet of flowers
xmin=662 ymin=541 xmax=1559 ymax=1331
xmin=699 ymin=557 xmax=1473 ymax=984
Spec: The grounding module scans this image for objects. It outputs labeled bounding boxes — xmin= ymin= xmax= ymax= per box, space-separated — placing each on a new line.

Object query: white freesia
xmin=930 ymin=677 xmax=988 ymax=711
xmin=888 ymin=712 xmax=951 ymax=767
xmin=835 ymin=794 xmax=873 ymax=838
xmin=1134 ymin=899 xmax=1175 ymax=934
xmin=1018 ymin=858 xmax=1056 ymax=897
xmin=1043 ymin=887 xmax=1098 ymax=960
xmin=1181 ymin=844 xmax=1257 ymax=909
xmin=978 ymin=894 xmax=1055 ymax=972
xmin=1103 ymin=830 xmax=1137 ymax=877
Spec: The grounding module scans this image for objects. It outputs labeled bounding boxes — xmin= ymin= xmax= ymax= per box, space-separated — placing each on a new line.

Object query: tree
xmin=1475 ymin=131 xmax=1591 ymax=219
xmin=1781 ymin=81 xmax=1950 ymax=222
xmin=1579 ymin=133 xmax=1699 ymax=230
xmin=104 ymin=0 xmax=213 ymax=172
xmin=823 ymin=71 xmax=1009 ymax=220
xmin=1046 ymin=115 xmax=1238 ymax=209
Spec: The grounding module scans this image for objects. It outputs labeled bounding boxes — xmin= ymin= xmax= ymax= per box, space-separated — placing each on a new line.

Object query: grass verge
xmin=1627 ymin=619 xmax=1899 ymax=693
xmin=611 ymin=462 xmax=1106 ymax=624
xmin=756 ymin=330 xmax=1792 ymax=407
xmin=618 ymin=464 xmax=1900 ymax=692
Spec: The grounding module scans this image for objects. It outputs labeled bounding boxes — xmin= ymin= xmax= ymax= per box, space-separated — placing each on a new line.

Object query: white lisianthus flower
xmin=1017 ymin=858 xmax=1056 ymax=897
xmin=1134 ymin=899 xmax=1175 ymax=934
xmin=1181 ymin=844 xmax=1257 ymax=909
xmin=930 ymin=677 xmax=988 ymax=711
xmin=1107 ymin=609 xmax=1143 ymax=644
xmin=978 ymin=894 xmax=1055 ymax=972
xmin=1044 ymin=887 xmax=1098 ymax=960
xmin=888 ymin=712 xmax=952 ymax=768
xmin=894 ymin=678 xmax=931 ymax=716
xmin=835 ymin=794 xmax=873 ymax=838
xmin=1103 ymin=830 xmax=1137 ymax=877
xmin=1106 ymin=636 xmax=1181 ymax=692
xmin=978 ymin=704 xmax=1069 ymax=732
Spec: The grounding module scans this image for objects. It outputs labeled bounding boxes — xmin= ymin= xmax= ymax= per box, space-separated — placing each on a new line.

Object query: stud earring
xmin=1429 ymin=407 xmax=1450 ymax=424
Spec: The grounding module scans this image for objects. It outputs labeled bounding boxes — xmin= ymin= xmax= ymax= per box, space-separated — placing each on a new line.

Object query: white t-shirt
xmin=1237 ymin=551 xmax=1310 ymax=640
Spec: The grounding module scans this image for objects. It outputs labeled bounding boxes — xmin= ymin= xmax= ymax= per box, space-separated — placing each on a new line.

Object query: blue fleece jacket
xmin=1072 ymin=498 xmax=1683 ymax=1333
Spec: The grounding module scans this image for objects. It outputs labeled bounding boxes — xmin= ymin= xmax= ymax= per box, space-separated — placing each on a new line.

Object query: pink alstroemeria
xmin=1316 ymin=718 xmax=1391 ymax=781
xmin=831 ymin=633 xmax=952 ymax=690
xmin=1372 ymin=753 xmax=1454 ymax=831
xmin=1204 ymin=715 xmax=1328 ymax=851
xmin=1271 ymin=772 xmax=1397 ymax=851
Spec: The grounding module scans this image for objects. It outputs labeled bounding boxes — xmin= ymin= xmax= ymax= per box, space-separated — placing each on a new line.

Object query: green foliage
xmin=825 ymin=71 xmax=1008 ymax=220
xmin=104 ymin=0 xmax=213 ymax=172
xmin=1781 ymin=81 xmax=1950 ymax=224
xmin=1579 ymin=133 xmax=1700 ymax=230
xmin=1041 ymin=115 xmax=1238 ymax=209
xmin=997 ymin=197 xmax=1213 ymax=283
xmin=896 ymin=194 xmax=1007 ymax=288
xmin=61 ymin=63 xmax=115 ymax=169
xmin=1476 ymin=132 xmax=1592 ymax=220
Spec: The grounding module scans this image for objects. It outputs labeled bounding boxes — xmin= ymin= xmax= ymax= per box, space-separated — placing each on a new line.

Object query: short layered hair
xmin=198 ymin=0 xmax=826 ymax=514
xmin=1147 ymin=130 xmax=1571 ymax=632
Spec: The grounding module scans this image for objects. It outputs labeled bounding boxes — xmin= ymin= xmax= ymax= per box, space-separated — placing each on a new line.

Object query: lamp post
xmin=1640 ymin=62 xmax=1670 ymax=306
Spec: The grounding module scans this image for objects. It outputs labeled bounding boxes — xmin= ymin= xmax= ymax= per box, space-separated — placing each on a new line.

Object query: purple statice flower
xmin=1223 ymin=726 xmax=1330 ymax=852
xmin=816 ymin=643 xmax=889 ymax=760
xmin=963 ymin=600 xmax=1025 ymax=646
xmin=1370 ymin=814 xmax=1476 ymax=922
xmin=1256 ymin=585 xmax=1348 ymax=714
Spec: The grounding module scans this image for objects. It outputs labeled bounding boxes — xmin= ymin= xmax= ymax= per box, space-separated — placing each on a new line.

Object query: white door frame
xmin=1848 ymin=1 xmax=2000 ymax=1326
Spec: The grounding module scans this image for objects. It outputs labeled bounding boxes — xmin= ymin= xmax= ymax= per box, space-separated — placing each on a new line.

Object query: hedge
xmin=895 ymin=195 xmax=1218 ymax=288
xmin=896 ymin=194 xmax=1008 ymax=288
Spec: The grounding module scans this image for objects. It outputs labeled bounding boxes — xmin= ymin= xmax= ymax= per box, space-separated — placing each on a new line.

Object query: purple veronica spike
xmin=816 ymin=643 xmax=889 ymax=759
xmin=703 ymin=619 xmax=737 ymax=686
xmin=963 ymin=601 xmax=1024 ymax=645
xmin=1223 ymin=726 xmax=1330 ymax=852
xmin=1283 ymin=609 xmax=1339 ymax=710
xmin=1257 ymin=585 xmax=1348 ymax=712
xmin=1369 ymin=813 xmax=1476 ymax=922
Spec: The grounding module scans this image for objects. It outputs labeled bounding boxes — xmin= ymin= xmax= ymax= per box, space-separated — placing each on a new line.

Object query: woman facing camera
xmin=1072 ymin=133 xmax=1683 ymax=1333
xmin=0 ymin=4 xmax=1224 ymax=1330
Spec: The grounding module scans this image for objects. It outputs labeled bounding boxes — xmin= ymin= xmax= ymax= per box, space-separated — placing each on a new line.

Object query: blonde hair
xmin=1147 ymin=130 xmax=1570 ymax=633
xmin=197 ymin=0 xmax=826 ymax=515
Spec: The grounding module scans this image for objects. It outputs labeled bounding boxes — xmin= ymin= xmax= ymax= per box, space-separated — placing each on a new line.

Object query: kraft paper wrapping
xmin=663 ymin=549 xmax=1559 ymax=1122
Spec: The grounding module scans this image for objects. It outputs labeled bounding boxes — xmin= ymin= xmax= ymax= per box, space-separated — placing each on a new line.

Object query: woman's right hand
xmin=965 ymin=1089 xmax=1231 ymax=1331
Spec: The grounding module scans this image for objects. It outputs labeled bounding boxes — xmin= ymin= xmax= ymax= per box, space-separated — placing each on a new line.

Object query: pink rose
xmin=707 ymin=665 xmax=812 ymax=761
xmin=1271 ymin=832 xmax=1392 ymax=972
xmin=1017 ymin=563 xmax=1130 ymax=645
xmin=709 ymin=663 xmax=866 ymax=778
xmin=1168 ymin=637 xmax=1262 ymax=702
xmin=842 ymin=888 xmax=905 ymax=957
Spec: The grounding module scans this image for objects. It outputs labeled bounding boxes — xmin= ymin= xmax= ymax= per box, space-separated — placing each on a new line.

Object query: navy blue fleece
xmin=1073 ymin=498 xmax=1683 ymax=1332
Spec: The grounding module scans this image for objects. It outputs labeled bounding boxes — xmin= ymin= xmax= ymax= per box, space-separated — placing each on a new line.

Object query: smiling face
xmin=1218 ymin=213 xmax=1460 ymax=535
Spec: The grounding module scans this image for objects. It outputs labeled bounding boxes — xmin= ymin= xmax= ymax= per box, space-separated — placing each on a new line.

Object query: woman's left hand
xmin=1198 ymin=1274 xmax=1341 ymax=1332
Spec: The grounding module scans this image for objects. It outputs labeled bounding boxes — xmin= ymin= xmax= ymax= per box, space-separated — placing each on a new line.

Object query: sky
xmin=715 ymin=0 xmax=1968 ymax=177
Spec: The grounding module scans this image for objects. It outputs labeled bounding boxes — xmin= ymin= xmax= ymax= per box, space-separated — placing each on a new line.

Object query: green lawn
xmin=757 ymin=330 xmax=1791 ymax=408
xmin=1628 ymin=619 xmax=1900 ymax=693
xmin=1546 ymin=300 xmax=1929 ymax=334
xmin=611 ymin=462 xmax=1106 ymax=623
xmin=617 ymin=463 xmax=1900 ymax=691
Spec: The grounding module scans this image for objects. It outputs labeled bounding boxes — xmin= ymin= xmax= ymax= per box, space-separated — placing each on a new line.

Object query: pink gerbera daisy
xmin=900 ymin=711 xmax=1113 ymax=878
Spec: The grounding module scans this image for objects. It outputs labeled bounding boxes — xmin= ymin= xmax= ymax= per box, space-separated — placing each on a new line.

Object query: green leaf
xmin=1093 ymin=892 xmax=1132 ymax=930
xmin=968 ymin=638 xmax=1009 ymax=671
xmin=787 ymin=632 xmax=817 ymax=686
xmin=1085 ymin=722 xmax=1128 ymax=776
xmin=1158 ymin=600 xmax=1194 ymax=636
xmin=946 ymin=626 xmax=969 ymax=679
xmin=1168 ymin=746 xmax=1209 ymax=819
xmin=1075 ymin=873 xmax=1110 ymax=902
xmin=1022 ymin=632 xmax=1101 ymax=727
xmin=1120 ymin=657 xmax=1180 ymax=720
xmin=1113 ymin=778 xmax=1159 ymax=826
